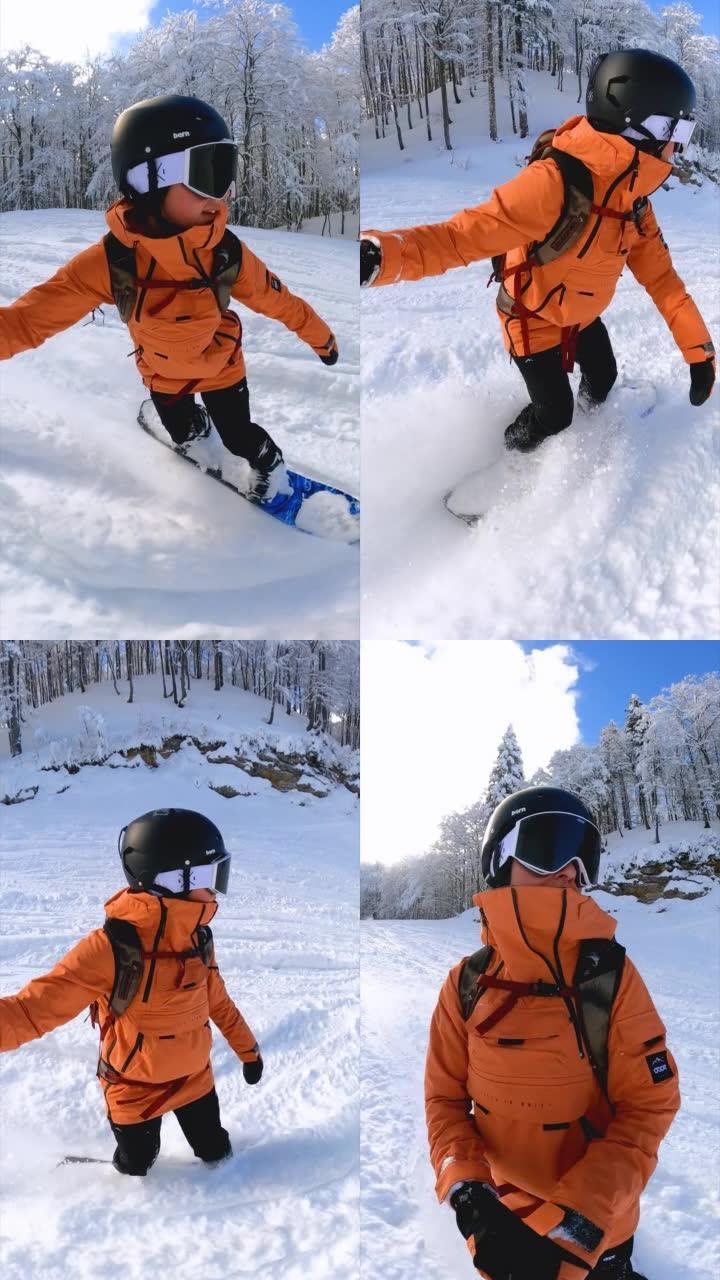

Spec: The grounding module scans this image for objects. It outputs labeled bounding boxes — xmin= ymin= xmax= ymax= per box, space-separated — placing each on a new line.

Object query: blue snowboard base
xmin=138 ymin=400 xmax=359 ymax=543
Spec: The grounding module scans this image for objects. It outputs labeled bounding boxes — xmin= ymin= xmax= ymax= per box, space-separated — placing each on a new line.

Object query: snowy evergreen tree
xmin=483 ymin=723 xmax=525 ymax=810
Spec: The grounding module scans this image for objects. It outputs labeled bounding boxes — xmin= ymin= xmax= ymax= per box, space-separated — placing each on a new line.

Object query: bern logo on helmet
xmin=511 ymin=807 xmax=527 ymax=816
xmin=173 ymin=130 xmax=191 ymax=139
xmin=205 ymin=848 xmax=216 ymax=857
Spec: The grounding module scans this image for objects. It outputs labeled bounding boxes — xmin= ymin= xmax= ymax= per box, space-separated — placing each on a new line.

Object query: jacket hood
xmin=105 ymin=886 xmax=218 ymax=945
xmin=472 ymin=885 xmax=617 ymax=984
xmin=553 ymin=115 xmax=673 ymax=198
xmin=105 ymin=198 xmax=230 ymax=267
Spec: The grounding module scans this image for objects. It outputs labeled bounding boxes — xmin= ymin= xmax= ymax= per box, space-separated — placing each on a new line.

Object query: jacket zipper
xmin=119 ymin=1031 xmax=144 ymax=1072
xmin=141 ymin=899 xmax=168 ymax=1002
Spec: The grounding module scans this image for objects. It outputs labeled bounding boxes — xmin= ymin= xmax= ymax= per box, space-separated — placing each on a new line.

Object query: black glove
xmin=318 ymin=336 xmax=339 ymax=366
xmin=243 ymin=1055 xmax=263 ymax=1085
xmin=360 ymin=238 xmax=381 ymax=286
xmin=450 ymin=1183 xmax=591 ymax=1280
xmin=689 ymin=356 xmax=715 ymax=405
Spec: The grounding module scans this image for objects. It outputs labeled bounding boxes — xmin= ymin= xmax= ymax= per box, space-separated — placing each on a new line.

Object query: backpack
xmin=89 ymin=915 xmax=215 ymax=1039
xmin=489 ymin=127 xmax=648 ymax=368
xmin=458 ymin=935 xmax=626 ymax=1106
xmin=103 ymin=228 xmax=243 ymax=325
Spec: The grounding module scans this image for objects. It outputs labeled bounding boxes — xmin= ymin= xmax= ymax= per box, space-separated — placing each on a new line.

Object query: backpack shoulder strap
xmin=103 ymin=232 xmax=138 ymax=324
xmin=103 ymin=916 xmax=145 ymax=1017
xmin=490 ymin=133 xmax=594 ymax=283
xmin=194 ymin=923 xmax=215 ymax=967
xmin=212 ymin=230 xmax=243 ymax=311
xmin=573 ymin=937 xmax=626 ymax=1096
xmin=530 ymin=146 xmax=594 ymax=264
xmin=458 ymin=945 xmax=495 ymax=1021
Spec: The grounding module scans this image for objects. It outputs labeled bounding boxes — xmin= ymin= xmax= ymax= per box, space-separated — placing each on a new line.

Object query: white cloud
xmin=0 ymin=0 xmax=153 ymax=62
xmin=362 ymin=641 xmax=581 ymax=866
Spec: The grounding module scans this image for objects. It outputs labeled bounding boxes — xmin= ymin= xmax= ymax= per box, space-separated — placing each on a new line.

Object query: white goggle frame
xmin=496 ymin=810 xmax=598 ymax=888
xmin=126 ymin=141 xmax=237 ymax=198
xmin=153 ymin=855 xmax=230 ymax=895
xmin=623 ymin=114 xmax=696 ymax=146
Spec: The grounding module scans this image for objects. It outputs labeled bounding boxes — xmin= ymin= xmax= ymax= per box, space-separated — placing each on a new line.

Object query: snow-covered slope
xmin=361 ymin=70 xmax=720 ymax=639
xmin=0 ymin=214 xmax=359 ymax=637
xmin=361 ymin=877 xmax=720 ymax=1280
xmin=0 ymin=680 xmax=359 ymax=1280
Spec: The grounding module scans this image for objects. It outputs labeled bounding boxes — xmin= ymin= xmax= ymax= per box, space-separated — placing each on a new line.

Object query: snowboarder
xmin=0 ymin=95 xmax=339 ymax=502
xmin=0 ymin=809 xmax=263 ymax=1176
xmin=360 ymin=49 xmax=715 ymax=453
xmin=425 ymin=786 xmax=679 ymax=1280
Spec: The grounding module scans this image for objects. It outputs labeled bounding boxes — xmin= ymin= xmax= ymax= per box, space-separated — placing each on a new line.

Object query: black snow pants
xmin=109 ymin=1087 xmax=231 ymax=1176
xmin=151 ymin=376 xmax=281 ymax=467
xmin=511 ymin=316 xmax=618 ymax=439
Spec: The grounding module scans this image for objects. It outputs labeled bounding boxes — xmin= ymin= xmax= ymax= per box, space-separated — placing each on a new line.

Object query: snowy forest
xmin=0 ymin=640 xmax=360 ymax=757
xmin=361 ymin=671 xmax=720 ymax=918
xmin=0 ymin=1 xmax=359 ymax=231
xmin=361 ymin=0 xmax=720 ymax=162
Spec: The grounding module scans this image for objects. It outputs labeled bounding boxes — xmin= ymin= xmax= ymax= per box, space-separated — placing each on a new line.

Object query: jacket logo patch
xmin=645 ymin=1050 xmax=674 ymax=1084
xmin=270 ymin=275 xmax=281 ymax=292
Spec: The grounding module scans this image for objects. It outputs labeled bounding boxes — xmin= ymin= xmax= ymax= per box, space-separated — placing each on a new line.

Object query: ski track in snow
xmin=0 ymin=685 xmax=359 ymax=1279
xmin=360 ymin=870 xmax=720 ymax=1280
xmin=0 ymin=215 xmax=359 ymax=637
xmin=361 ymin=72 xmax=720 ymax=639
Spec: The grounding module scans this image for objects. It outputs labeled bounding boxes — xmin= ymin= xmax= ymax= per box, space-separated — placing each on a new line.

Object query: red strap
xmin=590 ymin=203 xmax=632 ymax=222
xmin=561 ymin=324 xmax=580 ymax=373
xmin=501 ymin=257 xmax=536 ymax=282
xmin=139 ymin=1077 xmax=187 ymax=1120
xmin=477 ymin=974 xmax=538 ymax=995
xmin=475 ymin=991 xmax=520 ymax=1036
xmin=476 ymin=973 xmax=577 ymax=999
xmin=155 ymin=379 xmax=201 ymax=406
xmin=133 ymin=276 xmax=204 ymax=289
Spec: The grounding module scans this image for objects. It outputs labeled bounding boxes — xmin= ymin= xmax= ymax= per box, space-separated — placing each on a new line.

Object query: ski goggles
xmin=495 ymin=811 xmax=600 ymax=887
xmin=623 ymin=114 xmax=696 ymax=148
xmin=126 ymin=140 xmax=238 ymax=199
xmin=153 ymin=854 xmax=231 ymax=896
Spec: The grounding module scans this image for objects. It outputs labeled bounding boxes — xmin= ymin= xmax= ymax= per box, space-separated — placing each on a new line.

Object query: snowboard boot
xmin=246 ymin=439 xmax=292 ymax=504
xmin=173 ymin=404 xmax=212 ymax=454
xmin=504 ymin=404 xmax=567 ymax=453
xmin=576 ymin=375 xmax=610 ymax=414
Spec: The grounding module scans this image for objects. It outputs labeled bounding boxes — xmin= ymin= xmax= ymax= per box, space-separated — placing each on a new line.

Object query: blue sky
xmin=650 ymin=0 xmax=720 ymax=37
xmin=521 ymin=641 xmax=719 ymax=744
xmin=149 ymin=1 xmax=350 ymax=50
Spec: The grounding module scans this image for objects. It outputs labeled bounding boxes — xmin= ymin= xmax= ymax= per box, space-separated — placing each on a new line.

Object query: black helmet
xmin=111 ymin=94 xmax=236 ymax=200
xmin=119 ymin=808 xmax=231 ymax=897
xmin=481 ymin=786 xmax=601 ymax=888
xmin=586 ymin=49 xmax=696 ymax=150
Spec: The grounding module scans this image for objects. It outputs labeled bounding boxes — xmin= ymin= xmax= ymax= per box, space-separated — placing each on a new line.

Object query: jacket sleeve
xmin=207 ymin=964 xmax=260 ymax=1062
xmin=0 ymin=929 xmax=115 ymax=1051
xmin=425 ymin=962 xmax=494 ymax=1202
xmin=0 ymin=243 xmax=114 ymax=360
xmin=230 ymin=242 xmax=335 ymax=358
xmin=364 ymin=158 xmax=564 ymax=287
xmin=627 ymin=203 xmax=713 ymax=364
xmin=520 ymin=956 xmax=681 ymax=1271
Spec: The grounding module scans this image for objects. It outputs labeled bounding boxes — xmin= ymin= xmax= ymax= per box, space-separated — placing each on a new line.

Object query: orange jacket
xmin=0 ymin=888 xmax=260 ymax=1123
xmin=425 ymin=885 xmax=679 ymax=1274
xmin=0 ymin=200 xmax=335 ymax=394
xmin=365 ymin=117 xmax=712 ymax=363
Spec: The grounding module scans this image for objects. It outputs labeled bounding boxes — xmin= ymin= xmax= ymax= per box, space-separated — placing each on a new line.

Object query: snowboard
xmin=58 ymin=1155 xmax=112 ymax=1166
xmin=444 ymin=379 xmax=657 ymax=527
xmin=138 ymin=399 xmax=359 ymax=544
